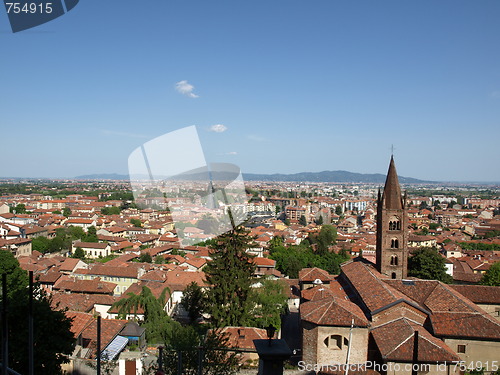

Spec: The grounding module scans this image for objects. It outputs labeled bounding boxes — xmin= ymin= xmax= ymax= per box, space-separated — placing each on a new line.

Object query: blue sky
xmin=1 ymin=0 xmax=499 ymax=181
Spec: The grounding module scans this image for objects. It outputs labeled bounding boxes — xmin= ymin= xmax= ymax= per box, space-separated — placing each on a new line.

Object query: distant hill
xmin=243 ymin=170 xmax=429 ymax=183
xmin=75 ymin=170 xmax=431 ymax=183
xmin=74 ymin=173 xmax=130 ymax=180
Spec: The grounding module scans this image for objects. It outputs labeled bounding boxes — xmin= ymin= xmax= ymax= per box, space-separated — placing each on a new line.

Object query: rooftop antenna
xmin=390 ymin=144 xmax=396 ymax=157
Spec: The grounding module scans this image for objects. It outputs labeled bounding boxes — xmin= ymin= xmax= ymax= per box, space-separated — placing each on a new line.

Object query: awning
xmin=101 ymin=335 xmax=129 ymax=360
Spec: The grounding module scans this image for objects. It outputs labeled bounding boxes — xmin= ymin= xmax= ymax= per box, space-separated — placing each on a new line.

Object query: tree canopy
xmin=408 ymin=247 xmax=453 ymax=283
xmin=111 ymin=285 xmax=174 ymax=343
xmin=249 ymin=278 xmax=288 ymax=330
xmin=481 ymin=262 xmax=500 ymax=286
xmin=180 ymin=281 xmax=206 ymax=324
xmin=0 ymin=251 xmax=74 ymax=374
xmin=204 ymin=226 xmax=256 ymax=328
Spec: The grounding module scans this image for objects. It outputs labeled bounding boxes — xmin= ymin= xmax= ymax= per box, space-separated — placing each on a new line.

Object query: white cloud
xmin=175 ymin=80 xmax=199 ymax=98
xmin=491 ymin=91 xmax=500 ymax=98
xmin=226 ymin=151 xmax=237 ymax=155
xmin=209 ymin=124 xmax=227 ymax=133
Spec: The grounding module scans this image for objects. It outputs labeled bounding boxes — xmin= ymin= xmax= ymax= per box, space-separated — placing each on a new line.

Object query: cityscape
xmin=2 ymin=1 xmax=500 ymax=374
xmin=1 ymin=156 xmax=499 ymax=374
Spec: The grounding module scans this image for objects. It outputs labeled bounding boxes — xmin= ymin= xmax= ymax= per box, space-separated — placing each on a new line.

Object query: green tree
xmin=154 ymin=256 xmax=165 ymax=264
xmin=111 ymin=286 xmax=173 ymax=343
xmin=101 ymin=206 xmax=121 ymax=215
xmin=62 ymin=207 xmax=72 ymax=217
xmin=160 ymin=326 xmax=239 ymax=375
xmin=10 ymin=203 xmax=27 ymax=214
xmin=299 ymin=215 xmax=307 ymax=226
xmin=480 ymin=262 xmax=500 ymax=286
xmin=315 ymin=215 xmax=324 ymax=225
xmin=408 ymin=247 xmax=452 ymax=283
xmin=180 ymin=282 xmax=206 ymax=324
xmin=130 ymin=218 xmax=142 ymax=228
xmin=139 ymin=252 xmax=153 ymax=263
xmin=204 ymin=227 xmax=256 ymax=327
xmin=72 ymin=246 xmax=85 ymax=259
xmin=84 ymin=225 xmax=98 ymax=242
xmin=31 ymin=236 xmax=51 ymax=253
xmin=249 ymin=279 xmax=288 ymax=330
xmin=0 ymin=251 xmax=74 ymax=374
xmin=314 ymin=224 xmax=337 ymax=254
xmin=335 ymin=205 xmax=343 ymax=216
xmin=69 ymin=225 xmax=86 ymax=240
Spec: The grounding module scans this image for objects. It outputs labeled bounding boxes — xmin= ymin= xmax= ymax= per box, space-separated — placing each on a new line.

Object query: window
xmin=495 ymin=308 xmax=500 ymax=317
xmin=390 ymin=255 xmax=398 ymax=266
xmin=391 ymin=239 xmax=399 ymax=249
xmin=457 ymin=345 xmax=466 ymax=353
xmin=389 ymin=218 xmax=401 ymax=231
xmin=391 ymin=272 xmax=397 ymax=279
xmin=324 ymin=335 xmax=344 ymax=350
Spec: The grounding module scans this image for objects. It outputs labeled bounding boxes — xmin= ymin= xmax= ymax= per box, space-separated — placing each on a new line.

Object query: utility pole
xmin=97 ymin=315 xmax=101 ymax=375
xmin=345 ymin=318 xmax=354 ymax=375
xmin=1 ymin=274 xmax=8 ymax=375
xmin=411 ymin=330 xmax=419 ymax=375
xmin=28 ymin=271 xmax=34 ymax=375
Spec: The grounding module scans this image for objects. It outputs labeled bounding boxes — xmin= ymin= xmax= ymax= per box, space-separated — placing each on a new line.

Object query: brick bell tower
xmin=376 ymin=156 xmax=408 ymax=279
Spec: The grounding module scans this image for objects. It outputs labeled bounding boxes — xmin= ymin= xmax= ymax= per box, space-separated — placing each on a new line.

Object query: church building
xmin=300 ymin=156 xmax=500 ymax=374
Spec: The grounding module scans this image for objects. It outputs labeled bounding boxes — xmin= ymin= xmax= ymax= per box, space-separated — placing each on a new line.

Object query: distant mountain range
xmin=74 ymin=171 xmax=431 ymax=183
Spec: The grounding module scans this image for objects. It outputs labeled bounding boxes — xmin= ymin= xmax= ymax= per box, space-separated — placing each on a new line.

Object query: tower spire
xmin=381 ymin=156 xmax=403 ymax=210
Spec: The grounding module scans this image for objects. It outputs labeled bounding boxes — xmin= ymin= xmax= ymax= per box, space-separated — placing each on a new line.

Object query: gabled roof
xmin=219 ymin=327 xmax=267 ymax=350
xmin=371 ymin=318 xmax=460 ymax=363
xmin=299 ymin=267 xmax=334 ymax=283
xmin=384 ymin=279 xmax=500 ymax=340
xmin=451 ymin=285 xmax=500 ymax=305
xmin=341 ymin=260 xmax=420 ymax=314
xmin=300 ymin=297 xmax=369 ymax=327
xmin=66 ymin=311 xmax=94 ymax=338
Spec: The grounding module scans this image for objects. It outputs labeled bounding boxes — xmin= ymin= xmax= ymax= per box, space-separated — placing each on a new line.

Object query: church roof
xmin=380 ymin=156 xmax=403 ymax=210
xmin=300 ymin=296 xmax=369 ymax=327
xmin=384 ymin=279 xmax=500 ymax=340
xmin=341 ymin=260 xmax=422 ymax=314
xmin=371 ymin=318 xmax=460 ymax=363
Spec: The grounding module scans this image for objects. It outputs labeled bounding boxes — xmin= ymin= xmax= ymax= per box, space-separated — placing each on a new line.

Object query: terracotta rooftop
xmin=65 ymin=311 xmax=94 ymax=338
xmin=371 ymin=318 xmax=460 ymax=362
xmin=75 ymin=264 xmax=139 ymax=279
xmin=341 ymin=260 xmax=416 ymax=314
xmin=299 ymin=267 xmax=334 ymax=283
xmin=451 ymin=285 xmax=500 ymax=304
xmin=219 ymin=327 xmax=267 ymax=350
xmin=301 ymin=297 xmax=369 ymax=327
xmin=54 ymin=278 xmax=117 ymax=294
xmin=51 ymin=293 xmax=117 ymax=312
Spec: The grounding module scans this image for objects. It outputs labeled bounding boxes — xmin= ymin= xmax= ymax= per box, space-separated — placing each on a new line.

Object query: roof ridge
xmin=385 ymin=319 xmax=413 ymax=357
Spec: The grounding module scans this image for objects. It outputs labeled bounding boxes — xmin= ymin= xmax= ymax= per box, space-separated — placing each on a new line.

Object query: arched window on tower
xmin=390 ymin=239 xmax=399 ymax=249
xmin=391 ymin=272 xmax=397 ymax=279
xmin=389 ymin=217 xmax=401 ymax=231
xmin=390 ymin=255 xmax=399 ymax=266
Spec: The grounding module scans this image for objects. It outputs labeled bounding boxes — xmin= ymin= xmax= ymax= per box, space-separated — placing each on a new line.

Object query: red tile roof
xmin=371 ymin=318 xmax=459 ymax=362
xmin=451 ymin=285 xmax=500 ymax=304
xmin=299 ymin=267 xmax=334 ymax=283
xmin=301 ymin=297 xmax=369 ymax=327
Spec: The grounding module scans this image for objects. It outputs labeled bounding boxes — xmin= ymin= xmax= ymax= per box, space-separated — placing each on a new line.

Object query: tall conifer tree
xmin=204 ymin=226 xmax=256 ymax=327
